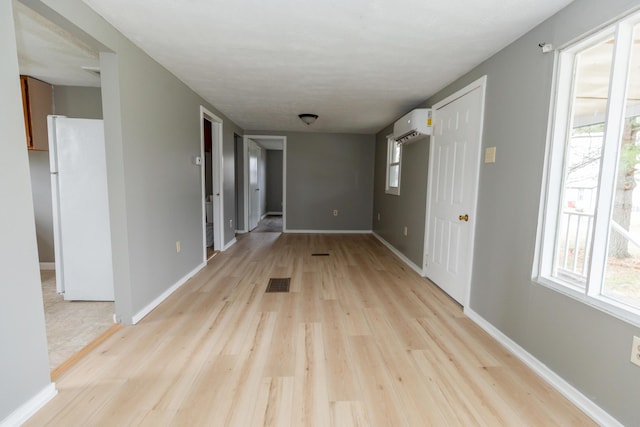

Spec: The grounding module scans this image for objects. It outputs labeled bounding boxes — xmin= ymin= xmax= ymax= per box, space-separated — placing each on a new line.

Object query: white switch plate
xmin=377 ymin=212 xmax=381 ymax=221
xmin=333 ymin=209 xmax=338 ymax=217
xmin=485 ymin=146 xmax=496 ymax=163
xmin=631 ymin=336 xmax=640 ymax=367
xmin=403 ymin=226 xmax=408 ymax=236
xmin=176 ymin=241 xmax=181 ymax=253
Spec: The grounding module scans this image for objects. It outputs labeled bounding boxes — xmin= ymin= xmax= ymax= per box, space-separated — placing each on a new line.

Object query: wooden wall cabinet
xmin=20 ymin=75 xmax=53 ymax=151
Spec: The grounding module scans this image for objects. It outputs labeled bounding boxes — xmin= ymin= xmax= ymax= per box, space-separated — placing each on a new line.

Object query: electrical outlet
xmin=631 ymin=336 xmax=640 ymax=367
xmin=403 ymin=226 xmax=408 ymax=236
xmin=176 ymin=241 xmax=181 ymax=253
xmin=333 ymin=209 xmax=338 ymax=217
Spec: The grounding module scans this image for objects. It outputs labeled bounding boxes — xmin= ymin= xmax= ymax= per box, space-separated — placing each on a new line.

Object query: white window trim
xmin=385 ymin=136 xmax=401 ymax=196
xmin=535 ymin=10 xmax=640 ymax=328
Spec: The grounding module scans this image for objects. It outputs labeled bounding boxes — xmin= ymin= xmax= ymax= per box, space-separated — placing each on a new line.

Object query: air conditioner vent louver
xmin=393 ymin=108 xmax=433 ymax=145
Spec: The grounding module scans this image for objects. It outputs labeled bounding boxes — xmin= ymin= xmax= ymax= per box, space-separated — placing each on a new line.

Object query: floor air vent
xmin=266 ymin=278 xmax=290 ymax=293
xmin=311 ymin=253 xmax=330 ymax=257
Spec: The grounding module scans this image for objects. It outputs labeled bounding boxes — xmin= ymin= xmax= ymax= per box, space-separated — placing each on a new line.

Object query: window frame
xmin=536 ymin=10 xmax=640 ymax=327
xmin=385 ymin=136 xmax=402 ymax=196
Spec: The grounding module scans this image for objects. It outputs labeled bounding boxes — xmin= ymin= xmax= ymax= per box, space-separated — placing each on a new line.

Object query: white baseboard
xmin=372 ymin=232 xmax=424 ymax=276
xmin=235 ymin=229 xmax=247 ymax=234
xmin=0 ymin=383 xmax=57 ymax=427
xmin=464 ymin=307 xmax=622 ymax=427
xmin=39 ymin=262 xmax=55 ymax=270
xmin=131 ymin=262 xmax=205 ymax=324
xmin=284 ymin=229 xmax=372 ymax=234
xmin=223 ymin=238 xmax=237 ymax=251
xmin=260 ymin=213 xmax=268 ymax=220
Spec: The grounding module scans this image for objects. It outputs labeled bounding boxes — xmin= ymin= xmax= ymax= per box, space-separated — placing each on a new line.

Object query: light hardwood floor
xmin=27 ymin=233 xmax=594 ymax=426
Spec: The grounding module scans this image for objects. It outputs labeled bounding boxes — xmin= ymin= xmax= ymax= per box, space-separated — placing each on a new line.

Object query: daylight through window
xmin=539 ymin=10 xmax=640 ymax=323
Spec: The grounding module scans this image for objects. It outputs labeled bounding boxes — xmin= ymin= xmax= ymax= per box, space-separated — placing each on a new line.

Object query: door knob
xmin=459 ymin=214 xmax=469 ymax=222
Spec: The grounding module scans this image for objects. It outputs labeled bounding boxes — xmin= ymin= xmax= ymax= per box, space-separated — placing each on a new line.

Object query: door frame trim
xmin=422 ymin=75 xmax=487 ymax=307
xmin=200 ymin=106 xmax=224 ymax=258
xmin=242 ymin=135 xmax=287 ymax=232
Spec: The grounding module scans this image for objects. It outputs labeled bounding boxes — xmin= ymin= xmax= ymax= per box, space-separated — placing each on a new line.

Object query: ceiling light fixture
xmin=298 ymin=113 xmax=318 ymax=125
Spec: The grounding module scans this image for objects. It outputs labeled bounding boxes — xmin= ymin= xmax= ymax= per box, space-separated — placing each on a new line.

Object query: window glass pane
xmin=389 ymin=164 xmax=399 ymax=188
xmin=553 ymin=37 xmax=615 ymax=287
xmin=391 ymin=141 xmax=400 ymax=163
xmin=603 ymin=24 xmax=640 ymax=309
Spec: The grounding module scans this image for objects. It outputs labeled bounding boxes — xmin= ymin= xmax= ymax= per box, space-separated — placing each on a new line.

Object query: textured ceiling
xmin=84 ymin=0 xmax=573 ymax=133
xmin=13 ymin=1 xmax=100 ymax=87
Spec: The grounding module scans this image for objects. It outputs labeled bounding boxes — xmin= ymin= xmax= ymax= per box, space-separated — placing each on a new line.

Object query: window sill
xmin=534 ymin=276 xmax=640 ymax=328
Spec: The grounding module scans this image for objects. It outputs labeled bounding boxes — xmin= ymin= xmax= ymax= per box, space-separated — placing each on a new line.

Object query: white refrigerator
xmin=48 ymin=115 xmax=115 ymax=301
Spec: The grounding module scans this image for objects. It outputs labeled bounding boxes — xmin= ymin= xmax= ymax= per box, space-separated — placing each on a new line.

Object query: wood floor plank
xmin=25 ymin=233 xmax=596 ymax=426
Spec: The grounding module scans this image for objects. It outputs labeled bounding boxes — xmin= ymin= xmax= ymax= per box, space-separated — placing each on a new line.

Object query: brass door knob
xmin=459 ymin=214 xmax=469 ymax=222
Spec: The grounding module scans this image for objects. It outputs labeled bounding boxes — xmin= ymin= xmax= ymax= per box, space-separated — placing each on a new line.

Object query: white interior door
xmin=424 ymin=79 xmax=485 ymax=305
xmin=248 ymin=141 xmax=261 ymax=230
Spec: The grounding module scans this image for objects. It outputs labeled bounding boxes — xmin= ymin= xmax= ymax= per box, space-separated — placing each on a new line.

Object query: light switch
xmin=485 ymin=146 xmax=496 ymax=164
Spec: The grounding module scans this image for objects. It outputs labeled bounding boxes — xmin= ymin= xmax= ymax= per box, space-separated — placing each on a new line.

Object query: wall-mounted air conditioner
xmin=393 ymin=108 xmax=433 ymax=144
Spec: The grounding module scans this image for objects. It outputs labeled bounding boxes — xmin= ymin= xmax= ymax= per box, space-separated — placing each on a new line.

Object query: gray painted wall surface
xmin=53 ymin=85 xmax=103 ymax=118
xmin=374 ymin=0 xmax=640 ymax=424
xmin=260 ymin=147 xmax=267 ymax=217
xmin=372 ymin=126 xmax=429 ymax=267
xmin=266 ymin=150 xmax=283 ymax=213
xmin=17 ymin=0 xmax=243 ymax=326
xmin=249 ymin=131 xmax=375 ymax=231
xmin=1 ymin=0 xmax=52 ymax=420
xmin=234 ymin=134 xmax=245 ymax=231
xmin=28 ymin=150 xmax=54 ymax=262
xmin=28 ymin=85 xmax=103 ymax=263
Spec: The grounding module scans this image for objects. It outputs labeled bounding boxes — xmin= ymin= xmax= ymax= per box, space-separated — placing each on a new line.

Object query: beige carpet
xmin=41 ymin=270 xmax=114 ymax=370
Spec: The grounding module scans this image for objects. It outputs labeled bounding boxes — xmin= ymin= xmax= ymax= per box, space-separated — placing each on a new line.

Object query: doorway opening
xmin=242 ymin=135 xmax=287 ymax=233
xmin=14 ymin=1 xmax=117 ymax=376
xmin=200 ymin=107 xmax=224 ymax=260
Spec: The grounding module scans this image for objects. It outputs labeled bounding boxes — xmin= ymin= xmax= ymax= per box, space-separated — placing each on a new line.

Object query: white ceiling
xmin=13 ymin=1 xmax=100 ymax=87
xmin=80 ymin=0 xmax=573 ymax=134
xmin=17 ymin=0 xmax=576 ymax=133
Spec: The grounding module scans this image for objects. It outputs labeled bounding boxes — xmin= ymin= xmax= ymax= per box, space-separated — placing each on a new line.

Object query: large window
xmin=538 ymin=10 xmax=640 ymax=324
xmin=386 ymin=137 xmax=401 ymax=195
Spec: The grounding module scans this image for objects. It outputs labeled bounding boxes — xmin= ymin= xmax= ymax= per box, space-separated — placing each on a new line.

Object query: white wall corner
xmin=372 ymin=232 xmax=424 ymax=276
xmin=0 ymin=383 xmax=57 ymax=427
xmin=463 ymin=307 xmax=622 ymax=427
xmin=131 ymin=262 xmax=205 ymax=324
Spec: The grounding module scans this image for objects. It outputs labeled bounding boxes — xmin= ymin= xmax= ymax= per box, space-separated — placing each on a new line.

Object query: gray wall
xmin=53 ymin=85 xmax=103 ymax=118
xmin=266 ymin=150 xmax=283 ymax=213
xmin=234 ymin=134 xmax=245 ymax=231
xmin=249 ymin=131 xmax=375 ymax=231
xmin=260 ymin=147 xmax=267 ymax=217
xmin=32 ymin=0 xmax=244 ymax=328
xmin=372 ymin=126 xmax=428 ymax=266
xmin=28 ymin=85 xmax=103 ymax=263
xmin=1 ymin=0 xmax=52 ymax=420
xmin=373 ymin=0 xmax=640 ymax=424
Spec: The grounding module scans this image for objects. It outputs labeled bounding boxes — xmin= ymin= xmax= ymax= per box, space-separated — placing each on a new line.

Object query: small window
xmin=386 ymin=137 xmax=401 ymax=195
xmin=538 ymin=10 xmax=640 ymax=324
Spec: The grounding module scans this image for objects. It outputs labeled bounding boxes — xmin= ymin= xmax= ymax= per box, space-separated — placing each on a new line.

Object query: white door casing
xmin=424 ymin=76 xmax=486 ymax=306
xmin=242 ymin=135 xmax=287 ymax=233
xmin=200 ymin=106 xmax=223 ymax=258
